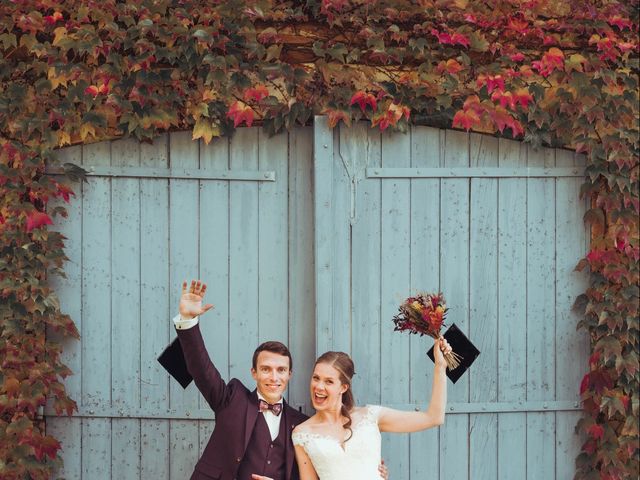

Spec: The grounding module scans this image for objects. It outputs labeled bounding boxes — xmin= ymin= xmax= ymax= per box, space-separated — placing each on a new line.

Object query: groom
xmin=173 ymin=280 xmax=388 ymax=480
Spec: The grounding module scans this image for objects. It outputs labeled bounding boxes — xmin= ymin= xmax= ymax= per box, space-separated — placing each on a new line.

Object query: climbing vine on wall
xmin=0 ymin=0 xmax=637 ymax=478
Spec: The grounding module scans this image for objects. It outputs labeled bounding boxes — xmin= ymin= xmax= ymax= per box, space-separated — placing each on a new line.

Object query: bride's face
xmin=310 ymin=362 xmax=348 ymax=411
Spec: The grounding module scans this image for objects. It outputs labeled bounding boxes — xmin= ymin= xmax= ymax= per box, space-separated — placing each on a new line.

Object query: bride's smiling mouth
xmin=313 ymin=392 xmax=328 ymax=405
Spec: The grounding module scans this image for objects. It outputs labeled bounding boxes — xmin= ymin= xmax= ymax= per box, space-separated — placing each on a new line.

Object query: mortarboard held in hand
xmin=427 ymin=323 xmax=480 ymax=383
xmin=157 ymin=337 xmax=193 ymax=389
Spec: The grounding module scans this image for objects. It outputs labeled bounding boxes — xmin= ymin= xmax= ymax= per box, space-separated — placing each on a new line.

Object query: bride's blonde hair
xmin=315 ymin=351 xmax=355 ymax=442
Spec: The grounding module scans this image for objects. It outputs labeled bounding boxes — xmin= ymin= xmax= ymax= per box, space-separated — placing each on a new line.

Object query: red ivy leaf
xmin=350 ymin=91 xmax=377 ymax=113
xmin=507 ymin=17 xmax=529 ymax=34
xmin=437 ymin=59 xmax=464 ymax=74
xmin=226 ymin=101 xmax=255 ymax=128
xmin=44 ymin=12 xmax=64 ymax=26
xmin=513 ymin=88 xmax=533 ymax=109
xmin=587 ymin=424 xmax=604 ymax=440
xmin=452 ymin=109 xmax=480 ymax=131
xmin=55 ymin=182 xmax=75 ymax=203
xmin=431 ymin=29 xmax=470 ymax=48
xmin=491 ymin=91 xmax=515 ymax=109
xmin=532 ymin=47 xmax=565 ymax=77
xmin=30 ymin=435 xmax=61 ymax=461
xmin=243 ymin=85 xmax=269 ymax=103
xmin=26 ymin=211 xmax=53 ymax=232
xmin=326 ymin=109 xmax=351 ymax=128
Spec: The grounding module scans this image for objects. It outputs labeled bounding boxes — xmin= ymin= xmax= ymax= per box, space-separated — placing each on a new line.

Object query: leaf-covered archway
xmin=0 ymin=1 xmax=637 ymax=478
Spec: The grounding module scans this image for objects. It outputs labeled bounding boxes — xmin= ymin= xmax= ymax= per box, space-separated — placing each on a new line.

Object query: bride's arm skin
xmin=294 ymin=445 xmax=320 ymax=480
xmin=378 ymin=337 xmax=449 ymax=433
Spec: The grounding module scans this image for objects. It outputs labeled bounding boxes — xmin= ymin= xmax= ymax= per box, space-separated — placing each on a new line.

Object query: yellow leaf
xmin=202 ymin=89 xmax=218 ymax=102
xmin=192 ymin=118 xmax=221 ymax=144
xmin=48 ymin=67 xmax=68 ymax=89
xmin=80 ymin=123 xmax=96 ymax=142
xmin=57 ymin=130 xmax=72 ymax=147
xmin=566 ymin=54 xmax=586 ymax=72
xmin=453 ymin=0 xmax=468 ymax=8
xmin=52 ymin=27 xmax=68 ymax=47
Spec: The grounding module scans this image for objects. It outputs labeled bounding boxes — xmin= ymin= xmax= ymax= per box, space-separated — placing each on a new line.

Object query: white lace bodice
xmin=292 ymin=405 xmax=382 ymax=480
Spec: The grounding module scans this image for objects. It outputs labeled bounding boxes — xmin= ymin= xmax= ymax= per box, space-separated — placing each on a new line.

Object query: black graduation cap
xmin=157 ymin=337 xmax=193 ymax=389
xmin=427 ymin=323 xmax=480 ymax=383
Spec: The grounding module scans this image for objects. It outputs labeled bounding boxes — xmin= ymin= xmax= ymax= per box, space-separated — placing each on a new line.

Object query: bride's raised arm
xmin=377 ymin=337 xmax=449 ymax=433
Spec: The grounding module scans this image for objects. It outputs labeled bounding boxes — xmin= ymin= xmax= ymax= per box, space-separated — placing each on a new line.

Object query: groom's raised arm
xmin=174 ymin=280 xmax=231 ymax=411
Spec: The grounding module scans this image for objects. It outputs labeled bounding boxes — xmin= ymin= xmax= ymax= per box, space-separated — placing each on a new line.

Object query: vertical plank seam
xmin=524 ymin=146 xmax=529 ymax=480
xmin=553 ymin=148 xmax=559 ymax=477
xmin=467 ymin=174 xmax=472 ymax=480
xmin=197 ymin=138 xmax=202 ymax=452
xmin=377 ymin=130 xmax=383 ymax=406
xmin=286 ymin=130 xmax=292 ymax=403
xmin=80 ymin=145 xmax=85 ymax=477
xmin=166 ymin=134 xmax=173 ymax=477
xmin=108 ymin=141 xmax=114 ymax=477
xmin=407 ymin=127 xmax=413 ymax=473
xmin=495 ymin=139 xmax=501 ymax=480
xmin=137 ymin=144 xmax=143 ymax=479
xmin=256 ymin=128 xmax=261 ymax=344
xmin=226 ymin=136 xmax=231 ymax=381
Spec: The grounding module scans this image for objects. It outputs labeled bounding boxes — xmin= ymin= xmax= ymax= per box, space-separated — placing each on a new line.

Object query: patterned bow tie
xmin=258 ymin=399 xmax=283 ymax=416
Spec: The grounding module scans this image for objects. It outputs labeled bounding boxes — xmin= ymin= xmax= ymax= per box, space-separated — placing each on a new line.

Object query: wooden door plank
xmin=81 ymin=141 xmax=112 ymax=479
xmin=314 ymin=116 xmax=336 ymax=354
xmin=288 ymin=126 xmax=316 ymax=412
xmin=497 ymin=138 xmax=527 ymax=480
xmin=526 ymin=146 xmax=557 ymax=479
xmin=168 ymin=131 xmax=200 ymax=479
xmin=198 ymin=136 xmax=230 ymax=453
xmin=380 ymin=129 xmax=412 ymax=479
xmin=440 ymin=129 xmax=470 ymax=480
xmin=349 ymin=123 xmax=382 ymax=406
xmin=555 ymin=149 xmax=589 ymax=480
xmin=140 ymin=134 xmax=171 ymax=479
xmin=409 ymin=126 xmax=442 ymax=477
xmin=228 ymin=127 xmax=260 ymax=386
xmin=328 ymin=126 xmax=352 ymax=354
xmin=48 ymin=145 xmax=83 ymax=480
xmin=469 ymin=133 xmax=499 ymax=480
xmin=258 ymin=131 xmax=289 ymax=345
xmin=111 ymin=137 xmax=142 ymax=479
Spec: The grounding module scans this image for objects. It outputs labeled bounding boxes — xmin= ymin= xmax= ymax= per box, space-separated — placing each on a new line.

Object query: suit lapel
xmin=244 ymin=390 xmax=260 ymax=452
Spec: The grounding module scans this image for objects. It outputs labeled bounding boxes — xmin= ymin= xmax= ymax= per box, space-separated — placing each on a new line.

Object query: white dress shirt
xmin=256 ymin=392 xmax=283 ymax=441
xmin=171 ymin=313 xmax=283 ymax=440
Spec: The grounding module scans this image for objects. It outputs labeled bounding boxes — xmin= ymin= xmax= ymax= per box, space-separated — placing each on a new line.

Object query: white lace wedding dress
xmin=292 ymin=405 xmax=382 ymax=480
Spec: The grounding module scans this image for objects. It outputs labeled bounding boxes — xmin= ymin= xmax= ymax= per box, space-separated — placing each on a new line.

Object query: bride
xmin=292 ymin=339 xmax=451 ymax=479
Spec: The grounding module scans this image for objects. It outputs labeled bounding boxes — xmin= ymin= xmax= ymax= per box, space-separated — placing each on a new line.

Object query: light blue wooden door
xmin=46 ymin=128 xmax=316 ymax=479
xmin=313 ymin=118 xmax=589 ymax=479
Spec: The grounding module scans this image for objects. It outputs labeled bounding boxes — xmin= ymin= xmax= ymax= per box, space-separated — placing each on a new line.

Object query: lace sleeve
xmin=364 ymin=404 xmax=383 ymax=423
xmin=292 ymin=430 xmax=309 ymax=448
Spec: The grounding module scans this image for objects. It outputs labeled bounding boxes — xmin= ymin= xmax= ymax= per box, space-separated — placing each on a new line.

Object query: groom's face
xmin=251 ymin=351 xmax=292 ymax=404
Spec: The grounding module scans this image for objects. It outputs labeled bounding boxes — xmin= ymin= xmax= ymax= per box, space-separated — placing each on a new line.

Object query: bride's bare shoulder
xmin=293 ymin=415 xmax=321 ymax=434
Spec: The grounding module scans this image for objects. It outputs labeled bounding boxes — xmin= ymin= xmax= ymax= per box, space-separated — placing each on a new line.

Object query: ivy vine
xmin=0 ymin=1 xmax=637 ymax=478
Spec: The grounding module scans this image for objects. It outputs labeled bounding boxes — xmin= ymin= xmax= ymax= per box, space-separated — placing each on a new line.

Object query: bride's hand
xmin=433 ymin=337 xmax=452 ymax=369
xmin=378 ymin=459 xmax=389 ymax=479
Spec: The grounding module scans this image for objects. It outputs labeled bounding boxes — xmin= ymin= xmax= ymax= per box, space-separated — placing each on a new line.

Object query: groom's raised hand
xmin=179 ymin=280 xmax=214 ymax=320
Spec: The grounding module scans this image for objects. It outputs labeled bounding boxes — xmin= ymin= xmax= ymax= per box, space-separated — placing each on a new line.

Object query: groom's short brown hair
xmin=252 ymin=341 xmax=293 ymax=371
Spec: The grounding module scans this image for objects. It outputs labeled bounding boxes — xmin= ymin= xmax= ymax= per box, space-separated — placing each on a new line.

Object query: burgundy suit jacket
xmin=177 ymin=324 xmax=308 ymax=480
